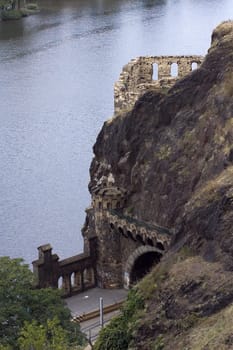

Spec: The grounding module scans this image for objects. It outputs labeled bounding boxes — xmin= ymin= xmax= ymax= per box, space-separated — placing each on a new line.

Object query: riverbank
xmin=0 ymin=2 xmax=39 ymax=20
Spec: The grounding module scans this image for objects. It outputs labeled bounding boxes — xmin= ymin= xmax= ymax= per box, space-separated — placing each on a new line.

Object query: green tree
xmin=18 ymin=320 xmax=46 ymax=350
xmin=0 ymin=257 xmax=86 ymax=349
xmin=18 ymin=317 xmax=69 ymax=350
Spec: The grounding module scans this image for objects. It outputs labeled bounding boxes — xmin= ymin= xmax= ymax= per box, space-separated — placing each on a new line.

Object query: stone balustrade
xmin=107 ymin=210 xmax=172 ymax=251
xmin=32 ymin=238 xmax=97 ymax=297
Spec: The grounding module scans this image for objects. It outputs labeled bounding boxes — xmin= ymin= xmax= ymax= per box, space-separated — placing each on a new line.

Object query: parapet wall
xmin=114 ymin=55 xmax=204 ymax=114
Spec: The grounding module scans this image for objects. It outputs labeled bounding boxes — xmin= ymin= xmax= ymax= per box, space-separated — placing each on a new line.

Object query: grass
xmin=138 ymin=246 xmax=195 ymax=300
xmin=179 ymin=303 xmax=233 ymax=350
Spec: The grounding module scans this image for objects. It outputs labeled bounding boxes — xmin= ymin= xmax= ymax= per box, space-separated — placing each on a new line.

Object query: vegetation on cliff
xmin=0 ymin=257 xmax=86 ymax=350
xmin=0 ymin=0 xmax=39 ymax=20
xmin=91 ymin=20 xmax=233 ymax=349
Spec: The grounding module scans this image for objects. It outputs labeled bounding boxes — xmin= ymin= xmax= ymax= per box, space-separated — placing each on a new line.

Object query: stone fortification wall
xmin=114 ymin=55 xmax=204 ymax=114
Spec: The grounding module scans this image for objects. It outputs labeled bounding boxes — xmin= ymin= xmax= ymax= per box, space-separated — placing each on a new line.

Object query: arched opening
xmin=118 ymin=227 xmax=123 ymax=235
xmin=130 ymin=251 xmax=161 ymax=284
xmin=192 ymin=62 xmax=198 ymax=70
xmin=127 ymin=230 xmax=136 ymax=241
xmin=146 ymin=238 xmax=154 ymax=246
xmin=136 ymin=234 xmax=145 ymax=245
xmin=170 ymin=62 xmax=178 ymax=77
xmin=152 ymin=63 xmax=158 ymax=80
xmin=156 ymin=242 xmax=165 ymax=251
xmin=110 ymin=222 xmax=114 ymax=230
xmin=58 ymin=276 xmax=63 ymax=289
xmin=71 ymin=272 xmax=75 ymax=286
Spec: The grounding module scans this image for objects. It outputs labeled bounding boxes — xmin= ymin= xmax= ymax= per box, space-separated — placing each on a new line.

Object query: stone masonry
xmin=114 ymin=55 xmax=204 ymax=114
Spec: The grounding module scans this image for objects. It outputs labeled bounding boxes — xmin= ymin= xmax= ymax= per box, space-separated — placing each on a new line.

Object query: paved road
xmin=65 ymin=288 xmax=128 ymax=348
xmin=65 ymin=287 xmax=128 ymax=317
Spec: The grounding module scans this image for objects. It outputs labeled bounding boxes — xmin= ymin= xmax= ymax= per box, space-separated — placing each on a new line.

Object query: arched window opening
xmin=152 ymin=63 xmax=158 ymax=80
xmin=146 ymin=238 xmax=154 ymax=246
xmin=118 ymin=227 xmax=123 ymax=235
xmin=127 ymin=230 xmax=135 ymax=241
xmin=192 ymin=62 xmax=198 ymax=70
xmin=107 ymin=202 xmax=111 ymax=210
xmin=136 ymin=234 xmax=144 ymax=245
xmin=171 ymin=62 xmax=178 ymax=77
xmin=58 ymin=276 xmax=63 ymax=289
xmin=71 ymin=272 xmax=75 ymax=286
xmin=130 ymin=251 xmax=162 ymax=284
xmin=110 ymin=222 xmax=114 ymax=230
xmin=156 ymin=242 xmax=165 ymax=251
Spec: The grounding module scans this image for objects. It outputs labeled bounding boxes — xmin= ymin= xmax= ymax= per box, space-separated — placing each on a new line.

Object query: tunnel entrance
xmin=130 ymin=251 xmax=161 ymax=285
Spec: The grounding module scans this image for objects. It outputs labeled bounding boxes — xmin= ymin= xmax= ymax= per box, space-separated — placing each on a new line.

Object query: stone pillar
xmin=32 ymin=244 xmax=59 ymax=289
xmin=63 ymin=274 xmax=71 ymax=295
xmin=158 ymin=59 xmax=171 ymax=79
xmin=74 ymin=271 xmax=82 ymax=290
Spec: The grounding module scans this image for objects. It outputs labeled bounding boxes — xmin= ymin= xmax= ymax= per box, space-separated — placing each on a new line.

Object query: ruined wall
xmin=114 ymin=55 xmax=204 ymax=114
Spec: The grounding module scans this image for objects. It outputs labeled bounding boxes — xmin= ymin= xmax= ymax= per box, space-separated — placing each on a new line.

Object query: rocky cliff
xmin=88 ymin=20 xmax=233 ymax=349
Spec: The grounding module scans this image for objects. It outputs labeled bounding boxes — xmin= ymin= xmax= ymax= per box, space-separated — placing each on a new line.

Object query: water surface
xmin=0 ymin=0 xmax=232 ymax=265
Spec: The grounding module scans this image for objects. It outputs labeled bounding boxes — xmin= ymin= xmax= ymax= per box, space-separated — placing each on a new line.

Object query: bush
xmin=94 ymin=289 xmax=144 ymax=350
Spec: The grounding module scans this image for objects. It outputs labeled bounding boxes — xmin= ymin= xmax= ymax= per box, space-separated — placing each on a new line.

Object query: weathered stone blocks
xmin=114 ymin=55 xmax=204 ymax=114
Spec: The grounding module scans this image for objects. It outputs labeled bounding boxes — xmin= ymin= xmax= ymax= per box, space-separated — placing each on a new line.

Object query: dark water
xmin=0 ymin=0 xmax=232 ymax=265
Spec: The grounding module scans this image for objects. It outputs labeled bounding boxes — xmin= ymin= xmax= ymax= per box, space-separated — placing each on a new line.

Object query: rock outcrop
xmin=86 ymin=20 xmax=233 ymax=349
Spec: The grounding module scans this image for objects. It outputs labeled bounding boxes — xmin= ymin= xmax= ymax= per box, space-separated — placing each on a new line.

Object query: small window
xmin=152 ymin=63 xmax=158 ymax=80
xmin=192 ymin=62 xmax=198 ymax=71
xmin=171 ymin=63 xmax=178 ymax=77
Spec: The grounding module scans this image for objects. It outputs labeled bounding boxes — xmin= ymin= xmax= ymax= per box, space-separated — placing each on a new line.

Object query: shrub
xmin=94 ymin=289 xmax=144 ymax=350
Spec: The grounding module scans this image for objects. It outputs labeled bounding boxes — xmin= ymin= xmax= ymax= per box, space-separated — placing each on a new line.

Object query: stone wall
xmin=89 ymin=184 xmax=172 ymax=289
xmin=114 ymin=55 xmax=204 ymax=114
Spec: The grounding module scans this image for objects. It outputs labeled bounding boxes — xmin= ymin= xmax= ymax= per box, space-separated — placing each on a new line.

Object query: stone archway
xmin=124 ymin=246 xmax=163 ymax=289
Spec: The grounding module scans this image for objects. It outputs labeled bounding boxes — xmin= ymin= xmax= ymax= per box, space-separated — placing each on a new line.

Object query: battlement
xmin=114 ymin=55 xmax=204 ymax=114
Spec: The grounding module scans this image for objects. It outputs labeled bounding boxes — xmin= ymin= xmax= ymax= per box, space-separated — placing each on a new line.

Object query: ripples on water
xmin=0 ymin=0 xmax=232 ymax=265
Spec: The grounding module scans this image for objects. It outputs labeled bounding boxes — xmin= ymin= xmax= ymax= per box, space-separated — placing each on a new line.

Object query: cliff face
xmin=89 ymin=20 xmax=233 ymax=264
xmin=88 ymin=20 xmax=233 ymax=349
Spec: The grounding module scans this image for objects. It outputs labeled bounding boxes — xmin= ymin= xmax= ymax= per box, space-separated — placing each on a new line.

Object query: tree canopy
xmin=0 ymin=257 xmax=86 ymax=349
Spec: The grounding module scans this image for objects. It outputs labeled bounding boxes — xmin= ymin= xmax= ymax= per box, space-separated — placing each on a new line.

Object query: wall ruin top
xmin=114 ymin=55 xmax=204 ymax=114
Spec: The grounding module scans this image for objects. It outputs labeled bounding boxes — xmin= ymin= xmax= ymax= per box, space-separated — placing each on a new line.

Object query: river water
xmin=0 ymin=0 xmax=232 ymax=265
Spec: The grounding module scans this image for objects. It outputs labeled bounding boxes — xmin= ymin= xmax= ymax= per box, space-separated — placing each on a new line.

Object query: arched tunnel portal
xmin=124 ymin=246 xmax=163 ymax=288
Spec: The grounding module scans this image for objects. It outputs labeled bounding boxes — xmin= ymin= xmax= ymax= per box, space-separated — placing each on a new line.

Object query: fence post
xmin=99 ymin=297 xmax=104 ymax=328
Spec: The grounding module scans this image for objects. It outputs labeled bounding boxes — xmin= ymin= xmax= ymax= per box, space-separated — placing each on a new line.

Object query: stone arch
xmin=124 ymin=246 xmax=163 ymax=288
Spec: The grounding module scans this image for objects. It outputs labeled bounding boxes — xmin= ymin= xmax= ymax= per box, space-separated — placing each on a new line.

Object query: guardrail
xmin=72 ymin=300 xmax=124 ymax=323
